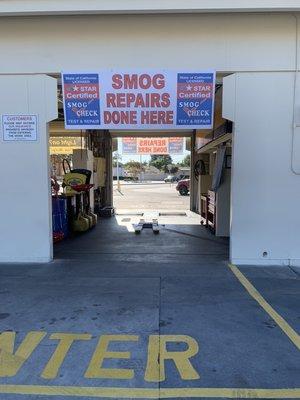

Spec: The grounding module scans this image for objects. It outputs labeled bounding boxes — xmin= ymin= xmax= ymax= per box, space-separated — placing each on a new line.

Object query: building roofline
xmin=1 ymin=0 xmax=300 ymax=17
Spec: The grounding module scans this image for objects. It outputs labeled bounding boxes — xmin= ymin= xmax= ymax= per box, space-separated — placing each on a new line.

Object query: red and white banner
xmin=62 ymin=71 xmax=215 ymax=130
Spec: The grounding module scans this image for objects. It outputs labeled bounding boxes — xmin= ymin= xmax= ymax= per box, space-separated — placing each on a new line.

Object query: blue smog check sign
xmin=62 ymin=73 xmax=101 ymax=129
xmin=176 ymin=72 xmax=214 ymax=126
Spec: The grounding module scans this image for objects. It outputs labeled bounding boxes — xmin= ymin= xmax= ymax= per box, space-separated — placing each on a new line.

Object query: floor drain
xmin=159 ymin=212 xmax=187 ymax=216
xmin=116 ymin=212 xmax=144 ymax=216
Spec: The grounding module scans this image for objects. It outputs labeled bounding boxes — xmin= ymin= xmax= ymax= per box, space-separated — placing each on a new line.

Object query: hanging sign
xmin=168 ymin=137 xmax=185 ymax=154
xmin=62 ymin=73 xmax=101 ymax=129
xmin=2 ymin=115 xmax=38 ymax=142
xmin=122 ymin=137 xmax=184 ymax=155
xmin=62 ymin=71 xmax=215 ymax=130
xmin=49 ymin=137 xmax=83 ymax=155
xmin=176 ymin=73 xmax=215 ymax=126
xmin=122 ymin=137 xmax=138 ymax=154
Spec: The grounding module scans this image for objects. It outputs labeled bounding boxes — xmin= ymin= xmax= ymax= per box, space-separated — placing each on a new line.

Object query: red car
xmin=176 ymin=179 xmax=190 ymax=195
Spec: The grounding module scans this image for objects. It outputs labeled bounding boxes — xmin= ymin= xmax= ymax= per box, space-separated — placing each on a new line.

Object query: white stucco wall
xmin=224 ymin=72 xmax=300 ymax=266
xmin=0 ymin=12 xmax=299 ymax=264
xmin=0 ymin=14 xmax=297 ymax=74
xmin=0 ymin=75 xmax=57 ymax=262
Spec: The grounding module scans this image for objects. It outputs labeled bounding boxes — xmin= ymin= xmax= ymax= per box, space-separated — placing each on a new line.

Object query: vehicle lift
xmin=133 ymin=218 xmax=160 ymax=234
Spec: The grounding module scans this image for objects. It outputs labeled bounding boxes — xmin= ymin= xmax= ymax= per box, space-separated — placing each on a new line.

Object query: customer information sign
xmin=62 ymin=71 xmax=215 ymax=130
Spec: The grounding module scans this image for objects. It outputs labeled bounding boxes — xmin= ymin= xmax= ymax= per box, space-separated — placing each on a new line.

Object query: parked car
xmin=176 ymin=179 xmax=190 ymax=195
xmin=164 ymin=175 xmax=178 ymax=183
xmin=177 ymin=174 xmax=190 ymax=181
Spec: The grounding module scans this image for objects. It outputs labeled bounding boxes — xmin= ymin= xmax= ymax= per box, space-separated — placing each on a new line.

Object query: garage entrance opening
xmin=113 ymin=133 xmax=191 ymax=208
xmin=50 ymin=73 xmax=231 ymax=261
xmin=110 ymin=132 xmax=199 ymax=235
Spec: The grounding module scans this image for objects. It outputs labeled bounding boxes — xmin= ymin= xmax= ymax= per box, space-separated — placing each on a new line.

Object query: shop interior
xmin=195 ymin=84 xmax=232 ymax=237
xmin=49 ymin=76 xmax=232 ymax=256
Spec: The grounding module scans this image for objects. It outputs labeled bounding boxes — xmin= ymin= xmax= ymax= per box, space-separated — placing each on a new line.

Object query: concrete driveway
xmin=0 ymin=217 xmax=299 ymax=399
xmin=113 ymin=182 xmax=190 ymax=211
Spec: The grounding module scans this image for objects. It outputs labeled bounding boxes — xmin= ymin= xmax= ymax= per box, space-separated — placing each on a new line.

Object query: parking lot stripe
xmin=228 ymin=264 xmax=300 ymax=350
xmin=0 ymin=385 xmax=299 ymax=398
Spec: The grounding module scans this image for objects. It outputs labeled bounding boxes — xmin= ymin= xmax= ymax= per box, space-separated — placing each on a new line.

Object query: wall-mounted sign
xmin=2 ymin=115 xmax=37 ymax=142
xmin=62 ymin=71 xmax=215 ymax=130
xmin=49 ymin=137 xmax=83 ymax=155
xmin=122 ymin=137 xmax=184 ymax=155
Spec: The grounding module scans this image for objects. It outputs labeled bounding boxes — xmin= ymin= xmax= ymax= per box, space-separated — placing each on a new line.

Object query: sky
xmin=114 ymin=138 xmax=190 ymax=164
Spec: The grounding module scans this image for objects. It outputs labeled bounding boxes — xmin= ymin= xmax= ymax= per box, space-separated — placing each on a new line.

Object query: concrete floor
xmin=0 ymin=216 xmax=299 ymax=399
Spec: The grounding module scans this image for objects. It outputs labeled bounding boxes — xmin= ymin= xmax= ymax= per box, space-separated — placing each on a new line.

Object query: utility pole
xmin=116 ymin=152 xmax=122 ymax=192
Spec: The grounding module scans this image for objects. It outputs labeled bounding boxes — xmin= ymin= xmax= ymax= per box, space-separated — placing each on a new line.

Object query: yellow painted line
xmin=228 ymin=263 xmax=300 ymax=350
xmin=0 ymin=385 xmax=299 ymax=398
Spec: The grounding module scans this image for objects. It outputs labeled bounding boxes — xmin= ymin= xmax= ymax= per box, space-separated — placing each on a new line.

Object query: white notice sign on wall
xmin=2 ymin=115 xmax=38 ymax=142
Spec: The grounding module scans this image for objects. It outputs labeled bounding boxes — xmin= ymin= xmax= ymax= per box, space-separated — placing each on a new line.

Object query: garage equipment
xmin=52 ymin=197 xmax=68 ymax=242
xmin=71 ymin=183 xmax=97 ymax=229
xmin=62 ymin=159 xmax=92 ymax=196
xmin=134 ymin=218 xmax=160 ymax=234
xmin=98 ymin=206 xmax=115 ymax=217
xmin=72 ymin=212 xmax=90 ymax=232
xmin=73 ymin=184 xmax=98 ymax=227
xmin=61 ymin=158 xmax=97 ymax=233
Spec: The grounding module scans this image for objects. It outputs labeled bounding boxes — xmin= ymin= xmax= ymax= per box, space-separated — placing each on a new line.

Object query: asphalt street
xmin=113 ymin=182 xmax=190 ymax=211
